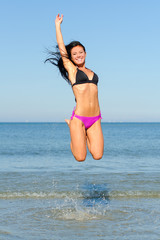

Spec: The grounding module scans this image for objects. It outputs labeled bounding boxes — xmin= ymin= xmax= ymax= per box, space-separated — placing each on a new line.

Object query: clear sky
xmin=0 ymin=0 xmax=160 ymax=122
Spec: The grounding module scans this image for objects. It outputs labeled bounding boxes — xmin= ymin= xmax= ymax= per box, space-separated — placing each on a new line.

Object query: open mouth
xmin=76 ymin=58 xmax=83 ymax=62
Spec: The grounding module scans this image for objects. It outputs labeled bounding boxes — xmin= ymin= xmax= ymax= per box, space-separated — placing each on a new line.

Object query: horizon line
xmin=0 ymin=121 xmax=160 ymax=124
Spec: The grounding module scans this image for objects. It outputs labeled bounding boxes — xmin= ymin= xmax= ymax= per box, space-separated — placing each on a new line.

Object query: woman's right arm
xmin=55 ymin=14 xmax=74 ymax=72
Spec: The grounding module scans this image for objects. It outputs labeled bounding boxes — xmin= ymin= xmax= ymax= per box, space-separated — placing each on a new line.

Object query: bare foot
xmin=65 ymin=119 xmax=70 ymax=127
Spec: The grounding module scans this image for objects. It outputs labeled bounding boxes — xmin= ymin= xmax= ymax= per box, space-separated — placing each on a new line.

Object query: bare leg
xmin=86 ymin=119 xmax=104 ymax=160
xmin=66 ymin=117 xmax=87 ymax=162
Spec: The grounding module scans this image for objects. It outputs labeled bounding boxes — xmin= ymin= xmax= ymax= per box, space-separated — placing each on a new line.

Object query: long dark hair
xmin=45 ymin=41 xmax=86 ymax=84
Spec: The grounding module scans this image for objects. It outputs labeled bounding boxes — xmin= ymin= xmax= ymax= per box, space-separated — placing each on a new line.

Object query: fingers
xmin=57 ymin=13 xmax=63 ymax=21
xmin=55 ymin=13 xmax=63 ymax=26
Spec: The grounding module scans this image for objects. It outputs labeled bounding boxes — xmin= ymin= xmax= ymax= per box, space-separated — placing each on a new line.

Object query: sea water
xmin=0 ymin=123 xmax=160 ymax=240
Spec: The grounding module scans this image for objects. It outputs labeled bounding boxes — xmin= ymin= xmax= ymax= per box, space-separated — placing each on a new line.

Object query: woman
xmin=46 ymin=14 xmax=104 ymax=162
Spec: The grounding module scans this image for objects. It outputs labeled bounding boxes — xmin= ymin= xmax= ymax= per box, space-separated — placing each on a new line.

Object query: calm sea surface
xmin=0 ymin=123 xmax=160 ymax=240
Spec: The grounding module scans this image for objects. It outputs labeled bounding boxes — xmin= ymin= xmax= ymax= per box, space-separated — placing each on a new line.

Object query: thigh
xmin=69 ymin=117 xmax=87 ymax=161
xmin=86 ymin=119 xmax=104 ymax=160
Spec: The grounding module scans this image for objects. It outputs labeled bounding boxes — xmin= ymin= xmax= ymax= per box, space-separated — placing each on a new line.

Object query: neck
xmin=77 ymin=63 xmax=85 ymax=70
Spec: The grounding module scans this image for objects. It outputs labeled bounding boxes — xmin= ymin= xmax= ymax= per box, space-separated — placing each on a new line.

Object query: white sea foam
xmin=0 ymin=191 xmax=83 ymax=199
xmin=110 ymin=190 xmax=160 ymax=199
xmin=1 ymin=190 xmax=160 ymax=199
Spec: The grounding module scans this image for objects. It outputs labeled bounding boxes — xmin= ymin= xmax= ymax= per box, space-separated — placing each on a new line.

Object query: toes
xmin=65 ymin=119 xmax=70 ymax=126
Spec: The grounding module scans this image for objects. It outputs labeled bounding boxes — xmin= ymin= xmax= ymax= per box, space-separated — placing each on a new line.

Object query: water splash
xmin=48 ymin=183 xmax=110 ymax=221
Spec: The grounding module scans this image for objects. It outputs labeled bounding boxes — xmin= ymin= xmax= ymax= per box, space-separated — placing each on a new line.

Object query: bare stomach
xmin=73 ymin=86 xmax=100 ymax=116
xmin=75 ymin=102 xmax=100 ymax=116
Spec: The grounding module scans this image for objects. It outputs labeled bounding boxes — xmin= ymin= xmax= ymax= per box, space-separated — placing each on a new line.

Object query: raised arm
xmin=55 ymin=14 xmax=74 ymax=72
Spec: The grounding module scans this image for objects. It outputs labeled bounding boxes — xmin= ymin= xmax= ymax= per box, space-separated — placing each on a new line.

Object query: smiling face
xmin=71 ymin=45 xmax=86 ymax=66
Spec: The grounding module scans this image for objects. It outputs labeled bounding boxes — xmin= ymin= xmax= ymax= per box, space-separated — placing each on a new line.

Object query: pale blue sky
xmin=0 ymin=0 xmax=160 ymax=122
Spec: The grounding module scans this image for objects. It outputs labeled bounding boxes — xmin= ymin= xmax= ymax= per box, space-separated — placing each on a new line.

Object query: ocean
xmin=0 ymin=123 xmax=160 ymax=240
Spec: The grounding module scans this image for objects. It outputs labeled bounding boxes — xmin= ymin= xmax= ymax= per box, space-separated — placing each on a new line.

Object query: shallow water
xmin=0 ymin=123 xmax=160 ymax=239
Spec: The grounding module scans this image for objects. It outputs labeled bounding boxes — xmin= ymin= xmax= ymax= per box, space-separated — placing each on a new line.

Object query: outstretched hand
xmin=55 ymin=13 xmax=63 ymax=25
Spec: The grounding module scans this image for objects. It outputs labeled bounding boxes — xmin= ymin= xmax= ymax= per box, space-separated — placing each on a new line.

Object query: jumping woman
xmin=46 ymin=14 xmax=104 ymax=162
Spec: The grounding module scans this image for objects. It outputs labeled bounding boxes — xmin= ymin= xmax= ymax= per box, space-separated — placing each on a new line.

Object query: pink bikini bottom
xmin=71 ymin=107 xmax=102 ymax=129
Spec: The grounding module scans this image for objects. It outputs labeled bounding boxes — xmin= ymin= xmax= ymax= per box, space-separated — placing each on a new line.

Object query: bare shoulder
xmin=85 ymin=67 xmax=94 ymax=74
xmin=68 ymin=64 xmax=77 ymax=85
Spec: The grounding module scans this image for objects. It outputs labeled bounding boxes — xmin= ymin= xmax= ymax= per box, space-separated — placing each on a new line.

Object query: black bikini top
xmin=72 ymin=68 xmax=99 ymax=87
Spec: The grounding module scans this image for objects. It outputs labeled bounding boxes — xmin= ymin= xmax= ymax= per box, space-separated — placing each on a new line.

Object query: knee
xmin=74 ymin=153 xmax=86 ymax=162
xmin=92 ymin=152 xmax=103 ymax=160
xmin=70 ymin=142 xmax=87 ymax=162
